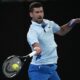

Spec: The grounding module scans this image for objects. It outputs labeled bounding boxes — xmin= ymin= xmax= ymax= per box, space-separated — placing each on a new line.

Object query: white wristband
xmin=29 ymin=51 xmax=37 ymax=57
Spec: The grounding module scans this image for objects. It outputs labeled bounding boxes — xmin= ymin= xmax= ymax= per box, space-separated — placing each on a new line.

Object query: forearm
xmin=58 ymin=23 xmax=73 ymax=36
xmin=56 ymin=18 xmax=80 ymax=36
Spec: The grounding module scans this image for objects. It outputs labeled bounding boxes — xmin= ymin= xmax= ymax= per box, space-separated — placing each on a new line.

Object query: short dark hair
xmin=29 ymin=2 xmax=43 ymax=12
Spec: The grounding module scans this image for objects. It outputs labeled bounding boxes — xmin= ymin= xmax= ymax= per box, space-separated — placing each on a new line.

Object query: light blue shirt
xmin=27 ymin=19 xmax=61 ymax=65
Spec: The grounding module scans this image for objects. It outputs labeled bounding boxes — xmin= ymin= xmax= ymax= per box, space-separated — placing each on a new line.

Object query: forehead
xmin=33 ymin=7 xmax=43 ymax=12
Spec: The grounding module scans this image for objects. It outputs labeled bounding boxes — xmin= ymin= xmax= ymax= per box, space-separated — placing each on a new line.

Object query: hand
xmin=75 ymin=18 xmax=80 ymax=23
xmin=68 ymin=18 xmax=80 ymax=27
xmin=73 ymin=18 xmax=80 ymax=23
xmin=34 ymin=47 xmax=42 ymax=55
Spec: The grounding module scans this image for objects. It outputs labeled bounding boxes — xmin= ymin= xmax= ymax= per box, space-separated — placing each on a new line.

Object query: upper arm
xmin=27 ymin=29 xmax=39 ymax=46
xmin=50 ymin=21 xmax=61 ymax=33
xmin=27 ymin=29 xmax=41 ymax=53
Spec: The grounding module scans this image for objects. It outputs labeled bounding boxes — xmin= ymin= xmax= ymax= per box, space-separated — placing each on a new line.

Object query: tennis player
xmin=27 ymin=2 xmax=80 ymax=80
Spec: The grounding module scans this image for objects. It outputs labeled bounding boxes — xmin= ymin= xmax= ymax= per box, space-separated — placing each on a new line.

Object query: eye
xmin=40 ymin=10 xmax=43 ymax=13
xmin=36 ymin=11 xmax=39 ymax=13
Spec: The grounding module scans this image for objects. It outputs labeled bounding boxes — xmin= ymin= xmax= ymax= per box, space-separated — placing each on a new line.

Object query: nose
xmin=38 ymin=13 xmax=42 ymax=16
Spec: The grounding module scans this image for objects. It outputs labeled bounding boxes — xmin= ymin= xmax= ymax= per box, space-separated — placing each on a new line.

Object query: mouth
xmin=38 ymin=18 xmax=43 ymax=21
xmin=38 ymin=16 xmax=43 ymax=19
xmin=38 ymin=18 xmax=42 ymax=20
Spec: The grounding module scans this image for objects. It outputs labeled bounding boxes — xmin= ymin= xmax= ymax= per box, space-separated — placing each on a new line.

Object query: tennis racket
xmin=2 ymin=51 xmax=36 ymax=78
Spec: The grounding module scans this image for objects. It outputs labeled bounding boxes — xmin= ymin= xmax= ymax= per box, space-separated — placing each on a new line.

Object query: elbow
xmin=57 ymin=32 xmax=66 ymax=36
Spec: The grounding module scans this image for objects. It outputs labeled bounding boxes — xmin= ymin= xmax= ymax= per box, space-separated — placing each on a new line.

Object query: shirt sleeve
xmin=50 ymin=21 xmax=61 ymax=33
xmin=27 ymin=29 xmax=39 ymax=46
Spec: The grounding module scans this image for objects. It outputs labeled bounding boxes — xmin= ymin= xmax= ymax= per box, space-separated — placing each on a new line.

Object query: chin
xmin=38 ymin=19 xmax=43 ymax=23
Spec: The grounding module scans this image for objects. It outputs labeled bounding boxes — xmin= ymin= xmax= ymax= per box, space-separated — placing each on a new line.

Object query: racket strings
xmin=2 ymin=56 xmax=22 ymax=78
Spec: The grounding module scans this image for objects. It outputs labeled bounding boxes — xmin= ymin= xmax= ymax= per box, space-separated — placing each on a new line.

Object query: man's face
xmin=30 ymin=7 xmax=44 ymax=23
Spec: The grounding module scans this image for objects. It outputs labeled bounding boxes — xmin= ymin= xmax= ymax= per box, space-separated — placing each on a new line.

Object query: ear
xmin=29 ymin=12 xmax=33 ymax=18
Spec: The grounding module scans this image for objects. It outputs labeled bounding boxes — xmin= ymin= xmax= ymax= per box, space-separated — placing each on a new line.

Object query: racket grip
xmin=29 ymin=51 xmax=37 ymax=57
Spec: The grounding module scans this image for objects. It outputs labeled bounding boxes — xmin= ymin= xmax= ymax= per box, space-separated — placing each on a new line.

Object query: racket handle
xmin=29 ymin=51 xmax=37 ymax=57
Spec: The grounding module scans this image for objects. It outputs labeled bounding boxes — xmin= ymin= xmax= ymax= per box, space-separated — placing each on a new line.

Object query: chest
xmin=35 ymin=25 xmax=54 ymax=42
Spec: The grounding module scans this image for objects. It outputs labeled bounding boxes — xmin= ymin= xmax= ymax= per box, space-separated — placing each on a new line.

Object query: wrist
xmin=34 ymin=47 xmax=42 ymax=54
xmin=68 ymin=19 xmax=76 ymax=28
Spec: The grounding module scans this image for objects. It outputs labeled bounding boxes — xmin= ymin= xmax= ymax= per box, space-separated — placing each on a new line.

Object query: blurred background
xmin=1 ymin=0 xmax=49 ymax=2
xmin=0 ymin=0 xmax=80 ymax=80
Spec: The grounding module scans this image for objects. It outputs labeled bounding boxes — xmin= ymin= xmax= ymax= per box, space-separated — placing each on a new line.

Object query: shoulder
xmin=44 ymin=19 xmax=57 ymax=25
xmin=27 ymin=25 xmax=38 ymax=36
xmin=28 ymin=24 xmax=35 ymax=31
